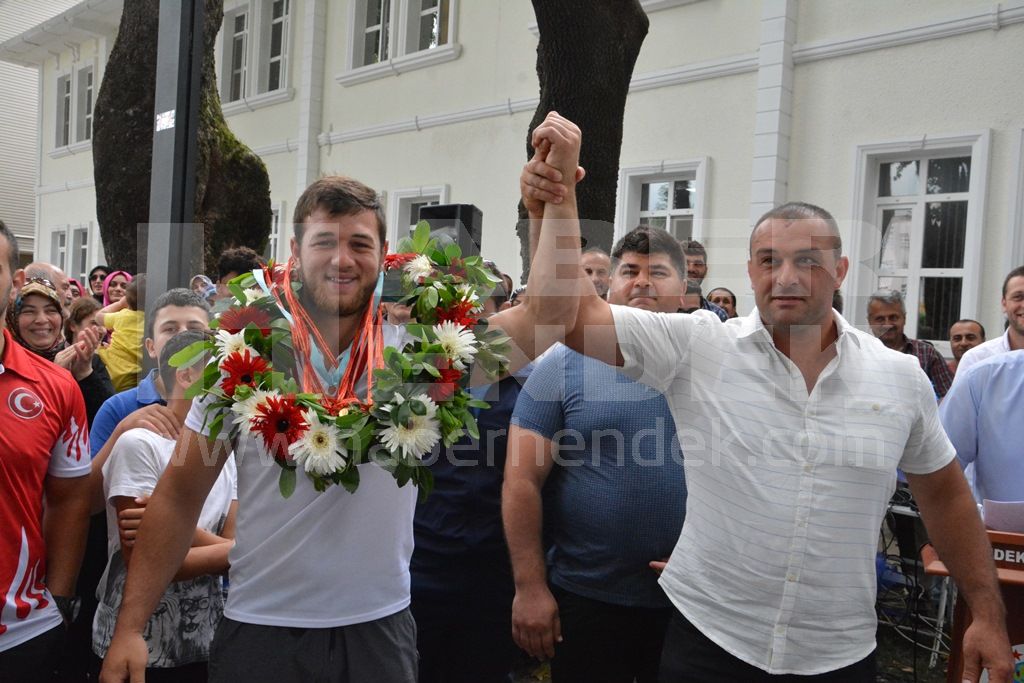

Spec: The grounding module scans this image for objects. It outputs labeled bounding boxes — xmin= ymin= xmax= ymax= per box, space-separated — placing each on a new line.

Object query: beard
xmin=300 ymin=268 xmax=378 ymax=319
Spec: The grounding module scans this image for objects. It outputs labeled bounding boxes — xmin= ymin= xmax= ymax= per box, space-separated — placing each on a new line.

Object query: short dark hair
xmin=64 ymin=296 xmax=101 ymax=343
xmin=217 ymin=247 xmax=263 ymax=282
xmin=159 ymin=330 xmax=208 ymax=396
xmin=680 ymin=240 xmax=707 ymax=261
xmin=144 ymin=288 xmax=211 ymax=340
xmin=752 ymin=202 xmax=842 ymax=257
xmin=951 ymin=318 xmax=986 ymax=340
xmin=0 ymin=220 xmax=19 ymax=273
xmin=292 ymin=176 xmax=386 ymax=246
xmin=125 ymin=274 xmax=144 ymax=310
xmin=612 ymin=227 xmax=687 ymax=280
xmin=1002 ymin=265 xmax=1024 ymax=297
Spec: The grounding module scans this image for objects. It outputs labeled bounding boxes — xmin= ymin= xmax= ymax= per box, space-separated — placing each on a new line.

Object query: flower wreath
xmin=172 ymin=223 xmax=511 ymax=498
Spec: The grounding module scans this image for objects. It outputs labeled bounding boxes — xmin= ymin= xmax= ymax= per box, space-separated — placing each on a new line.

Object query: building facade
xmin=1 ymin=0 xmax=1022 ymax=353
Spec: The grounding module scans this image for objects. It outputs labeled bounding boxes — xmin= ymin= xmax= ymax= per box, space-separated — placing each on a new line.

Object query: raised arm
xmin=490 ymin=112 xmax=622 ymax=366
xmin=99 ymin=428 xmax=230 ymax=683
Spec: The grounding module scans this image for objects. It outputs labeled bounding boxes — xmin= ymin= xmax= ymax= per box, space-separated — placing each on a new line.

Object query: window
xmin=849 ymin=132 xmax=989 ymax=352
xmin=48 ymin=224 xmax=96 ymax=284
xmin=56 ymin=75 xmax=71 ymax=148
xmin=50 ymin=228 xmax=68 ymax=272
xmin=77 ymin=67 xmax=94 ymax=141
xmin=872 ymin=156 xmax=972 ymax=342
xmin=221 ymin=0 xmax=292 ymax=107
xmin=264 ymin=203 xmax=283 ymax=262
xmin=54 ymin=64 xmax=97 ymax=151
xmin=71 ymin=226 xmax=89 ymax=284
xmin=341 ymin=0 xmax=460 ymax=85
xmin=638 ymin=179 xmax=696 ymax=241
xmin=615 ymin=159 xmax=709 ymax=244
xmin=386 ymin=185 xmax=449 ymax=247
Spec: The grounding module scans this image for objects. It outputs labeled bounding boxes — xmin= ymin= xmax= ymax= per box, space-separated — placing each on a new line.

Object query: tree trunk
xmin=93 ymin=0 xmax=271 ymax=277
xmin=516 ymin=0 xmax=648 ymax=280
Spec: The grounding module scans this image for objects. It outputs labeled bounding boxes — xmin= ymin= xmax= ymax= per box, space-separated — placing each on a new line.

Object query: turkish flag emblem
xmin=9 ymin=388 xmax=44 ymax=420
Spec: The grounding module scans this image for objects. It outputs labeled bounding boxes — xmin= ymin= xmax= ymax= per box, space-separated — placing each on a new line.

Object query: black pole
xmin=145 ymin=0 xmax=205 ymax=311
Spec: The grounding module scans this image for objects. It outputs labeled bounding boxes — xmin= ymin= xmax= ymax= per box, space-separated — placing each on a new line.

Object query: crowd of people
xmin=0 ymin=111 xmax=1020 ymax=683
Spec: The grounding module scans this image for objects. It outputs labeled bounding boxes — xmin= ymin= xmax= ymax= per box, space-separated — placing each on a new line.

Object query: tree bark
xmin=516 ymin=0 xmax=648 ymax=280
xmin=93 ymin=0 xmax=271 ymax=277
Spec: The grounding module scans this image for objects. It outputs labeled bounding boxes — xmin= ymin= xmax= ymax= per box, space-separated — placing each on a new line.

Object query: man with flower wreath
xmin=101 ymin=177 xmax=419 ymax=683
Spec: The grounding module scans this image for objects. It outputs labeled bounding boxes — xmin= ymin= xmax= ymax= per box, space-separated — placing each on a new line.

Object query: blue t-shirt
xmin=89 ymin=369 xmax=166 ymax=458
xmin=411 ymin=366 xmax=531 ymax=607
xmin=511 ymin=345 xmax=686 ymax=609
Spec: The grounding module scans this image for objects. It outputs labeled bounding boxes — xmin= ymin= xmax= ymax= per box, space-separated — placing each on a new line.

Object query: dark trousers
xmin=412 ymin=595 xmax=515 ymax=683
xmin=91 ymin=655 xmax=207 ymax=683
xmin=0 ymin=624 xmax=64 ymax=683
xmin=208 ymin=610 xmax=418 ymax=683
xmin=658 ymin=611 xmax=876 ymax=683
xmin=550 ymin=585 xmax=672 ymax=683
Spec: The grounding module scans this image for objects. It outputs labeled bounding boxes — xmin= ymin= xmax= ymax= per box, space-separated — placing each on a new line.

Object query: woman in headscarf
xmin=68 ymin=277 xmax=85 ymax=301
xmin=88 ymin=265 xmax=111 ymax=303
xmin=7 ymin=277 xmax=114 ymax=425
xmin=102 ymin=270 xmax=132 ymax=307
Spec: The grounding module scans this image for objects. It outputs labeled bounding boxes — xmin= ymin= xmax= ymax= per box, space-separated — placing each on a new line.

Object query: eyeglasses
xmin=26 ymin=277 xmax=57 ymax=290
xmin=90 ymin=273 xmax=107 ymax=281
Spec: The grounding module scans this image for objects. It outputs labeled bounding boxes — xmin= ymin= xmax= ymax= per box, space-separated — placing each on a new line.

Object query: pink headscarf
xmin=102 ymin=270 xmax=133 ymax=306
xmin=68 ymin=277 xmax=84 ymax=298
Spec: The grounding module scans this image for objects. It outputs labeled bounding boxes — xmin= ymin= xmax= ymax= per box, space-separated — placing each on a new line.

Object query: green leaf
xmin=229 ymin=281 xmax=248 ymax=303
xmin=421 ymin=363 xmax=441 ymax=378
xmin=339 ymin=465 xmax=361 ymax=493
xmin=410 ymin=399 xmax=427 ymax=416
xmin=278 ymin=467 xmax=297 ymax=499
xmin=464 ymin=412 xmax=480 ymax=440
xmin=424 ymin=286 xmax=438 ymax=310
xmin=444 ymin=243 xmax=462 ymax=261
xmin=169 ymin=340 xmax=211 ymax=369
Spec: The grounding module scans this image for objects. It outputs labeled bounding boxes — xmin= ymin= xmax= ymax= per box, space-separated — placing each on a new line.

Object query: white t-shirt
xmin=953 ymin=329 xmax=1013 ymax=380
xmin=93 ymin=428 xmax=237 ymax=667
xmin=184 ymin=323 xmax=417 ymax=628
xmin=611 ymin=306 xmax=955 ymax=675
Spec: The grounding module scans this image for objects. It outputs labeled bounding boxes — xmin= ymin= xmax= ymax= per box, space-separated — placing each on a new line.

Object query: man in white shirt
xmin=100 ymin=177 xmax=418 ymax=683
xmin=955 ymin=265 xmax=1024 ymax=378
xmin=504 ymin=112 xmax=1012 ymax=682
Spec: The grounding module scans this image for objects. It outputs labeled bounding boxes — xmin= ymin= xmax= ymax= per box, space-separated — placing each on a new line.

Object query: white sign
xmin=155 ymin=109 xmax=176 ymax=132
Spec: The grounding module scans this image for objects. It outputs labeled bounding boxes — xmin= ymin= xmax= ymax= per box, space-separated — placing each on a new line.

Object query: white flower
xmin=242 ymin=288 xmax=267 ymax=305
xmin=230 ymin=389 xmax=276 ymax=433
xmin=455 ymin=283 xmax=479 ymax=305
xmin=404 ymin=254 xmax=434 ymax=282
xmin=433 ymin=320 xmax=478 ymax=371
xmin=379 ymin=394 xmax=441 ymax=459
xmin=215 ymin=329 xmax=257 ymax=360
xmin=289 ymin=410 xmax=347 ymax=476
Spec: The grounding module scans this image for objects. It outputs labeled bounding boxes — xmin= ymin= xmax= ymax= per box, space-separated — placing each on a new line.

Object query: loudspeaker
xmin=417 ymin=203 xmax=483 ymax=258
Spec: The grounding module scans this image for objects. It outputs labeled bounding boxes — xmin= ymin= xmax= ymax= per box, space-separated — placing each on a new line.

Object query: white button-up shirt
xmin=610 ymin=306 xmax=954 ymax=675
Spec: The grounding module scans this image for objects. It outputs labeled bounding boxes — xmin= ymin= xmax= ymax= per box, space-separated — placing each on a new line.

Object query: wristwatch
xmin=54 ymin=595 xmax=80 ymax=623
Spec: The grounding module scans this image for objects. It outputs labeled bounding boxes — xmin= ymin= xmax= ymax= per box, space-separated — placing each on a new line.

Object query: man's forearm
xmin=44 ymin=479 xmax=91 ymax=596
xmin=502 ymin=479 xmax=548 ymax=589
xmin=910 ymin=465 xmax=1005 ymax=622
xmin=524 ymin=189 xmax=582 ymax=330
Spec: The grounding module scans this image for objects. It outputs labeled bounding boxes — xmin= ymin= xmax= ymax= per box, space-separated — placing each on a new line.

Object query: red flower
xmin=446 ymin=258 xmax=466 ymax=279
xmin=219 ymin=306 xmax=272 ymax=334
xmin=428 ymin=366 xmax=463 ymax=403
xmin=384 ymin=253 xmax=417 ymax=270
xmin=251 ymin=394 xmax=308 ymax=463
xmin=220 ymin=350 xmax=269 ymax=397
xmin=436 ymin=300 xmax=478 ymax=328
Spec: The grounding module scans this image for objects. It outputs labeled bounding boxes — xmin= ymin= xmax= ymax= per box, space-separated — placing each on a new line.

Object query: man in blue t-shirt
xmin=89 ymin=289 xmax=211 ymax=459
xmin=504 ymin=227 xmax=692 ymax=683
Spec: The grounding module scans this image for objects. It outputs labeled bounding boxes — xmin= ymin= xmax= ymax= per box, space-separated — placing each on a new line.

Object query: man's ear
xmin=145 ymin=337 xmax=157 ymax=361
xmin=12 ymin=268 xmax=25 ymax=290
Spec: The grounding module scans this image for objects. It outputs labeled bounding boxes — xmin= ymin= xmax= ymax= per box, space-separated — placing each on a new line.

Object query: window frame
xmin=339 ymin=0 xmax=461 ymax=87
xmin=52 ymin=59 xmax=100 ymax=155
xmin=220 ymin=0 xmax=295 ymax=114
xmin=848 ymin=131 xmax=991 ymax=353
xmin=385 ymin=184 xmax=450 ymax=248
xmin=614 ymin=159 xmax=709 ymax=244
